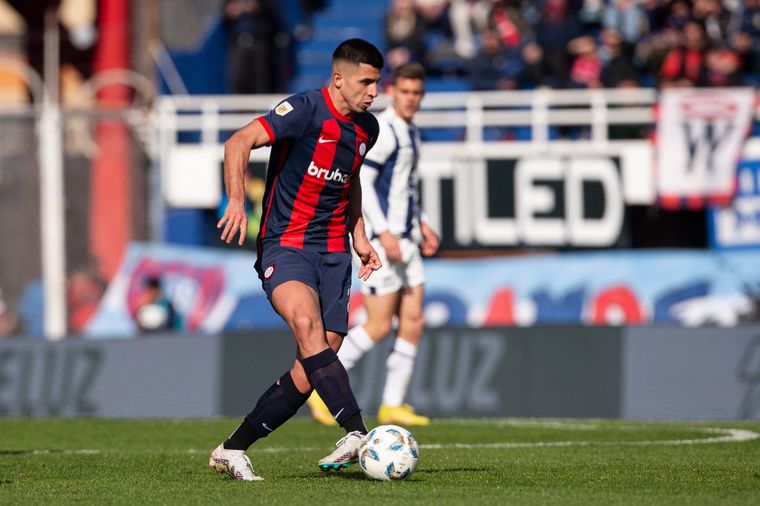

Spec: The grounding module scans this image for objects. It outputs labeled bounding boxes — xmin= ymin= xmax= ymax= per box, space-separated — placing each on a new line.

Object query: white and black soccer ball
xmin=359 ymin=425 xmax=419 ymax=481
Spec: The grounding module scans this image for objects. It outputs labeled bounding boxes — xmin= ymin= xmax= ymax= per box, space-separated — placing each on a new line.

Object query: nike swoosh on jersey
xmin=318 ymin=136 xmax=338 ymax=144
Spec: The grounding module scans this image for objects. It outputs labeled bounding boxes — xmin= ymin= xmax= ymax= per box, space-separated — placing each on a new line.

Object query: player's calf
xmin=306 ymin=391 xmax=338 ymax=426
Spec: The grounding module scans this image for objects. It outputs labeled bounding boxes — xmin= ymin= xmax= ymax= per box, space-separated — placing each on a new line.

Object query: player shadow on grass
xmin=294 ymin=470 xmax=368 ymax=481
xmin=296 ymin=467 xmax=476 ymax=481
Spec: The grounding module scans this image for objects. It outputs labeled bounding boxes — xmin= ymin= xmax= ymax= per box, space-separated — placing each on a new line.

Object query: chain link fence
xmin=0 ymin=114 xmax=41 ymax=336
xmin=0 ymin=104 xmax=152 ymax=338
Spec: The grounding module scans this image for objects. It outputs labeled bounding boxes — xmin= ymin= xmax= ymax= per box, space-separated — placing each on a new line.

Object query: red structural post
xmin=91 ymin=0 xmax=131 ymax=279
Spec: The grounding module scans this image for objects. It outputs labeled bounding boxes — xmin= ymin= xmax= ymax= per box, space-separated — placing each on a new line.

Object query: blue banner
xmin=708 ymin=160 xmax=760 ymax=250
xmin=85 ymin=243 xmax=760 ymax=338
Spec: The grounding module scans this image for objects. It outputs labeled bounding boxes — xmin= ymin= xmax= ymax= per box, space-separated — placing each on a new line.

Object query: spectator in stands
xmin=532 ymin=0 xmax=582 ymax=87
xmin=692 ymin=0 xmax=733 ymax=48
xmin=468 ymin=29 xmax=517 ymax=89
xmin=664 ymin=0 xmax=693 ymax=32
xmin=447 ymin=0 xmax=492 ymax=59
xmin=703 ymin=47 xmax=744 ymax=86
xmin=634 ymin=1 xmax=685 ymax=81
xmin=577 ymin=0 xmax=605 ymax=26
xmin=567 ymin=35 xmax=603 ymax=88
xmin=415 ymin=0 xmax=451 ymax=30
xmin=223 ymin=0 xmax=290 ymax=94
xmin=385 ymin=0 xmax=428 ymax=69
xmin=133 ymin=276 xmax=182 ymax=334
xmin=732 ymin=0 xmax=760 ymax=78
xmin=658 ymin=20 xmax=710 ymax=87
xmin=602 ymin=0 xmax=649 ymax=47
xmin=489 ymin=0 xmax=533 ymax=52
xmin=641 ymin=0 xmax=671 ymax=34
xmin=414 ymin=0 xmax=477 ymax=73
xmin=600 ymin=28 xmax=640 ymax=87
xmin=516 ymin=41 xmax=555 ymax=88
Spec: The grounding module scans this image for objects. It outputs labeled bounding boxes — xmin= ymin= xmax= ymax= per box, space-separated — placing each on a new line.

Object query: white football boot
xmin=317 ymin=431 xmax=365 ymax=471
xmin=208 ymin=444 xmax=264 ymax=481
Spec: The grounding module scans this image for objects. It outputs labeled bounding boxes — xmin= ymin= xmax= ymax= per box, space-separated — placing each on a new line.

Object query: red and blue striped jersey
xmin=255 ymin=88 xmax=379 ymax=254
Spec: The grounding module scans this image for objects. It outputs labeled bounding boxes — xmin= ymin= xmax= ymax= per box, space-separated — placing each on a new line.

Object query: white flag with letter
xmin=656 ymin=88 xmax=755 ymax=208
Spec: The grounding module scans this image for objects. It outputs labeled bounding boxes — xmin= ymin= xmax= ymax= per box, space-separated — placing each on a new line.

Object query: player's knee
xmin=365 ymin=319 xmax=393 ymax=340
xmin=290 ymin=314 xmax=320 ymax=340
xmin=401 ymin=313 xmax=424 ymax=339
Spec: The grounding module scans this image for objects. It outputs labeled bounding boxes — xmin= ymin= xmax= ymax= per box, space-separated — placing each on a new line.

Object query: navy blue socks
xmin=224 ymin=348 xmax=366 ymax=451
xmin=301 ymin=348 xmax=367 ymax=434
xmin=224 ymin=371 xmax=310 ymax=451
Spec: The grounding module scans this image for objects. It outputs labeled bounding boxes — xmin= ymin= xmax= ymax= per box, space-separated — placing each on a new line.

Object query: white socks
xmin=381 ymin=338 xmax=417 ymax=407
xmin=338 ymin=325 xmax=377 ymax=370
xmin=339 ymin=327 xmax=419 ymax=407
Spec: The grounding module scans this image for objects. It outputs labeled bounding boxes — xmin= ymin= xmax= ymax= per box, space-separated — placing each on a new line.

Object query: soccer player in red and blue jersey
xmin=209 ymin=39 xmax=384 ymax=481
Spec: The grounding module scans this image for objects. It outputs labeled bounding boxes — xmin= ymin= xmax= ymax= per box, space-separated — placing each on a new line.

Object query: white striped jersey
xmin=360 ymin=106 xmax=423 ymax=241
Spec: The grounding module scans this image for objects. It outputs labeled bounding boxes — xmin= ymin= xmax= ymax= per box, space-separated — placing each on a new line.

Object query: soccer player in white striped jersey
xmin=307 ymin=63 xmax=439 ymax=426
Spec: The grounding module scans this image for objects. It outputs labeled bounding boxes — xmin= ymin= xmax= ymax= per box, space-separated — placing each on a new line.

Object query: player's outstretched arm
xmin=348 ymin=173 xmax=381 ymax=280
xmin=218 ymin=120 xmax=271 ymax=246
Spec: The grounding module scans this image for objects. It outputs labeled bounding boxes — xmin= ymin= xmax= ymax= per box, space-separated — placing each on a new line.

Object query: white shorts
xmin=357 ymin=237 xmax=426 ymax=296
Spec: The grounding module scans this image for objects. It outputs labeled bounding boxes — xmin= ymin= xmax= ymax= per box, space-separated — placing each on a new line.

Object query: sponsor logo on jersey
xmin=307 ymin=160 xmax=350 ymax=183
xmin=275 ymin=101 xmax=293 ymax=116
xmin=318 ymin=136 xmax=338 ymax=144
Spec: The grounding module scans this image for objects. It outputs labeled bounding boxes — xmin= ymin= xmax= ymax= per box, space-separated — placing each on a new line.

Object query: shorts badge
xmin=264 ymin=265 xmax=275 ymax=279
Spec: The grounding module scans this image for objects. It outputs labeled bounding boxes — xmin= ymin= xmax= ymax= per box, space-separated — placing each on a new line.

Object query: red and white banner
xmin=656 ymin=88 xmax=756 ymax=208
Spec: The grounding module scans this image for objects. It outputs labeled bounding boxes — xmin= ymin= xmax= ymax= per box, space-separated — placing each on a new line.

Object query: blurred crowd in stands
xmin=386 ymin=0 xmax=760 ymax=90
xmin=387 ymin=0 xmax=759 ymax=90
xmin=222 ymin=0 xmax=759 ymax=94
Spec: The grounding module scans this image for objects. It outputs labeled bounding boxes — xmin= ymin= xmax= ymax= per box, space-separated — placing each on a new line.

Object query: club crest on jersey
xmin=307 ymin=160 xmax=350 ymax=183
xmin=359 ymin=143 xmax=366 ymax=156
xmin=264 ymin=264 xmax=275 ymax=280
xmin=275 ymin=101 xmax=293 ymax=116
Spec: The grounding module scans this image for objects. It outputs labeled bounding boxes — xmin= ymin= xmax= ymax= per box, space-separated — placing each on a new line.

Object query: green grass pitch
xmin=1 ymin=418 xmax=760 ymax=505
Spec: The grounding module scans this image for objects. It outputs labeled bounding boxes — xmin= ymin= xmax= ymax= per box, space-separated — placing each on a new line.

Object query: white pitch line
xmin=18 ymin=427 xmax=756 ymax=456
xmin=421 ymin=428 xmax=760 ymax=450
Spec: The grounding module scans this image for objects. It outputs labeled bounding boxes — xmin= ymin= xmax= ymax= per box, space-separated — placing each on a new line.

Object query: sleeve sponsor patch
xmin=275 ymin=101 xmax=293 ymax=116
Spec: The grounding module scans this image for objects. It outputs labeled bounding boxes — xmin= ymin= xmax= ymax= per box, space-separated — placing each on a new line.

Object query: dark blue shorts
xmin=255 ymin=245 xmax=352 ymax=334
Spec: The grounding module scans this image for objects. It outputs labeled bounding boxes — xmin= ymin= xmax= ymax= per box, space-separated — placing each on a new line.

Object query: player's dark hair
xmin=392 ymin=63 xmax=426 ymax=84
xmin=332 ymin=38 xmax=384 ymax=70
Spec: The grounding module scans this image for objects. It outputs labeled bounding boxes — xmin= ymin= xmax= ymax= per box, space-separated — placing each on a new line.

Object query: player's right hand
xmin=217 ymin=200 xmax=248 ymax=246
xmin=379 ymin=231 xmax=402 ymax=263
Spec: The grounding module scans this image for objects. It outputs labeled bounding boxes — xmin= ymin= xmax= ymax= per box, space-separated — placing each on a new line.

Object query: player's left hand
xmin=420 ymin=222 xmax=439 ymax=257
xmin=354 ymin=236 xmax=382 ymax=281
